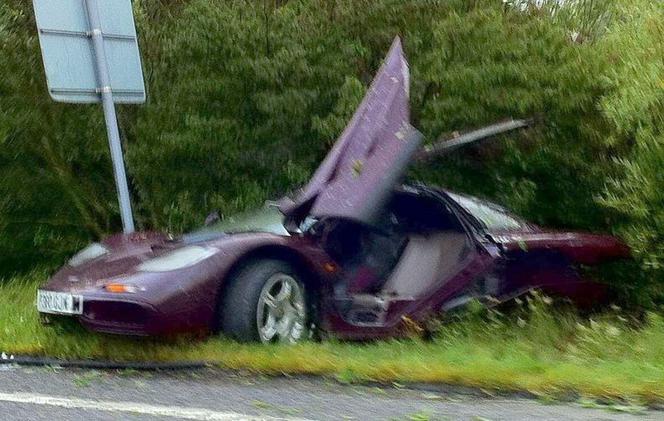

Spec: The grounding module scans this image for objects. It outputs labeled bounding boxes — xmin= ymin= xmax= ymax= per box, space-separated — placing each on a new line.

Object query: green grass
xmin=2 ymin=270 xmax=664 ymax=404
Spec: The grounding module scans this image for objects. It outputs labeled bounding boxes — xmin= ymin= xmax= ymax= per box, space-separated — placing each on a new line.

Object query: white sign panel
xmin=33 ymin=0 xmax=146 ymax=104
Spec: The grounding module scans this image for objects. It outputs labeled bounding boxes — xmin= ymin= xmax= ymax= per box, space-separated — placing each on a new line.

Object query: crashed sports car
xmin=37 ymin=38 xmax=630 ymax=343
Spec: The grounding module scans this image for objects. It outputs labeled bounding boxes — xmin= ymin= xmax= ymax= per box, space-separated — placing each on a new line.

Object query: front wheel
xmin=221 ymin=259 xmax=308 ymax=343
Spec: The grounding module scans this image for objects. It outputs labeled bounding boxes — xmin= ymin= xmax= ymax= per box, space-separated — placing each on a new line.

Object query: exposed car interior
xmin=312 ymin=190 xmax=473 ymax=324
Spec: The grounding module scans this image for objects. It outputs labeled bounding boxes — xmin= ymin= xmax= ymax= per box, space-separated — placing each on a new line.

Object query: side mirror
xmin=204 ymin=210 xmax=221 ymax=226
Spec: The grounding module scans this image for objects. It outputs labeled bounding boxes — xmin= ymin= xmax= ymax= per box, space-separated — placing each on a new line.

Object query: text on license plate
xmin=37 ymin=290 xmax=83 ymax=315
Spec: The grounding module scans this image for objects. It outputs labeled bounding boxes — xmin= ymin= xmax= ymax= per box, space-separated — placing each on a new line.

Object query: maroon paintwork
xmin=39 ymin=186 xmax=629 ymax=339
xmin=281 ymin=38 xmax=422 ymax=226
xmin=42 ymin=231 xmax=334 ymax=336
xmin=38 ymin=37 xmax=631 ymax=340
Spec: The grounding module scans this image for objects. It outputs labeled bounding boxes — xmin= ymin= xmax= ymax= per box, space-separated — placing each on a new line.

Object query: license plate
xmin=36 ymin=290 xmax=83 ymax=315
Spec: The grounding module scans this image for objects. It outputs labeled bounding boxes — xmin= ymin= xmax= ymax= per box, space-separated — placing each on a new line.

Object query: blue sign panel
xmin=33 ymin=0 xmax=146 ymax=104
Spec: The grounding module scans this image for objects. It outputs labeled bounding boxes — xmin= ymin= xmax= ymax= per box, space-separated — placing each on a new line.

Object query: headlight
xmin=69 ymin=243 xmax=108 ymax=267
xmin=137 ymin=246 xmax=217 ymax=272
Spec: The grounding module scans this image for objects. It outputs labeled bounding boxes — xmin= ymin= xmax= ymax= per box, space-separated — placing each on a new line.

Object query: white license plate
xmin=37 ymin=290 xmax=83 ymax=315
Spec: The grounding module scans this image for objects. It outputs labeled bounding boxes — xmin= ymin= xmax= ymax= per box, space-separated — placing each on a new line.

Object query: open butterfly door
xmin=281 ymin=37 xmax=423 ymax=227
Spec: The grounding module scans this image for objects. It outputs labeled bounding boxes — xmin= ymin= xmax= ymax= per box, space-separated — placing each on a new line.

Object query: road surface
xmin=0 ymin=365 xmax=658 ymax=420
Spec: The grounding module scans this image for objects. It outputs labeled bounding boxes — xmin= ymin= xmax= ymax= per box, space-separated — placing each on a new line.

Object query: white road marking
xmin=0 ymin=392 xmax=311 ymax=421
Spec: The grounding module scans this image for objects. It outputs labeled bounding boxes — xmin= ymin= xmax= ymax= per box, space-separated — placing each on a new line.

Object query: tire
xmin=220 ymin=259 xmax=309 ymax=343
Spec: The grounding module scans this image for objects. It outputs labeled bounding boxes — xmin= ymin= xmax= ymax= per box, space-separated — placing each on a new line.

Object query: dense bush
xmin=0 ymin=0 xmax=661 ymax=303
xmin=597 ymin=0 xmax=664 ymax=304
xmin=0 ymin=1 xmax=117 ymax=271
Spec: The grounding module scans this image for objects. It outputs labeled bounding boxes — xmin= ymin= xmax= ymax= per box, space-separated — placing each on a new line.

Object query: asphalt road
xmin=0 ymin=365 xmax=659 ymax=420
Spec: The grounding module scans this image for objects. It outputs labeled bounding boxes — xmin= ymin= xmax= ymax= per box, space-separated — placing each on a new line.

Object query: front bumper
xmin=80 ymin=297 xmax=161 ymax=336
xmin=39 ymin=295 xmax=161 ymax=336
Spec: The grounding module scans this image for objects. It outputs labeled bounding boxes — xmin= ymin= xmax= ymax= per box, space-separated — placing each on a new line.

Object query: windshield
xmin=192 ymin=206 xmax=289 ymax=237
xmin=447 ymin=193 xmax=524 ymax=231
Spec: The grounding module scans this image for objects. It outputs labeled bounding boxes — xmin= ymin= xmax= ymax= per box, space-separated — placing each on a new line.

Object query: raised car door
xmin=280 ymin=37 xmax=423 ymax=227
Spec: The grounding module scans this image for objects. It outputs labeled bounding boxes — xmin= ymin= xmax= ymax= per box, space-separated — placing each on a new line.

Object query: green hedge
xmin=0 ymin=0 xmax=661 ymax=304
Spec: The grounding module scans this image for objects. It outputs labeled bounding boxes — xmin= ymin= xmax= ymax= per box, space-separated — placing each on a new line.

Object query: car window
xmin=447 ymin=193 xmax=523 ymax=231
xmin=197 ymin=207 xmax=289 ymax=236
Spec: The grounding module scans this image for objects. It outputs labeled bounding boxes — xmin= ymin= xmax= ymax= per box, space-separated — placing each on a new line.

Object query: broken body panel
xmin=281 ymin=38 xmax=423 ymax=227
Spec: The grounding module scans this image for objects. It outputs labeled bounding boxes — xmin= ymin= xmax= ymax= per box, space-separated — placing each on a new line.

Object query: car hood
xmin=42 ymin=230 xmax=262 ymax=293
xmin=280 ymin=36 xmax=423 ymax=227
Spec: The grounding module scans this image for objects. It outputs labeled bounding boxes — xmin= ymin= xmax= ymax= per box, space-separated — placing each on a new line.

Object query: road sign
xmin=33 ymin=0 xmax=145 ymax=103
xmin=33 ymin=0 xmax=145 ymax=233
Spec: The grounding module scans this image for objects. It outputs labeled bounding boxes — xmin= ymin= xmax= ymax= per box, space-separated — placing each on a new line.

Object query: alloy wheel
xmin=256 ymin=273 xmax=306 ymax=343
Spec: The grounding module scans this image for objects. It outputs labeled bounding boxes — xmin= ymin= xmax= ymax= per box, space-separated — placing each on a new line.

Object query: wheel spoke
xmin=291 ymin=320 xmax=304 ymax=341
xmin=274 ymin=280 xmax=292 ymax=304
xmin=277 ymin=312 xmax=295 ymax=342
xmin=293 ymin=302 xmax=305 ymax=317
xmin=260 ymin=313 xmax=277 ymax=341
xmin=263 ymin=293 xmax=278 ymax=309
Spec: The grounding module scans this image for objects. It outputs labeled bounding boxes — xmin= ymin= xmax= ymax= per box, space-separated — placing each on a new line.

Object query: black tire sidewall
xmin=220 ymin=259 xmax=307 ymax=343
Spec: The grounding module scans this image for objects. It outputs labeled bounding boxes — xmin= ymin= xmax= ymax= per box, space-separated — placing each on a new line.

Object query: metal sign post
xmin=33 ymin=0 xmax=147 ymax=234
xmin=84 ymin=0 xmax=134 ymax=233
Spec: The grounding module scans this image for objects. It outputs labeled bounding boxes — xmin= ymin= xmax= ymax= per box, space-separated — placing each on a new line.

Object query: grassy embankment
xmin=2 ymin=270 xmax=663 ymax=404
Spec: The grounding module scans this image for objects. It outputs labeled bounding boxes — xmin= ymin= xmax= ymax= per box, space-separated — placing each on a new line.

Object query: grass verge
xmin=2 ymin=271 xmax=663 ymax=404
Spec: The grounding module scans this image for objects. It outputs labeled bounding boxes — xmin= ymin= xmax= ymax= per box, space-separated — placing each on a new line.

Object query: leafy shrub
xmin=597 ymin=0 xmax=664 ymax=305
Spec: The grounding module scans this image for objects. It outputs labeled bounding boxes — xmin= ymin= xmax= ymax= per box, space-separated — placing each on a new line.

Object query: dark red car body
xmin=38 ymin=37 xmax=630 ymax=340
xmin=39 ymin=185 xmax=629 ymax=339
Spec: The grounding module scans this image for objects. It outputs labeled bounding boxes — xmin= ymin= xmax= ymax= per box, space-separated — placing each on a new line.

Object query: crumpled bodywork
xmin=281 ymin=37 xmax=423 ymax=226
